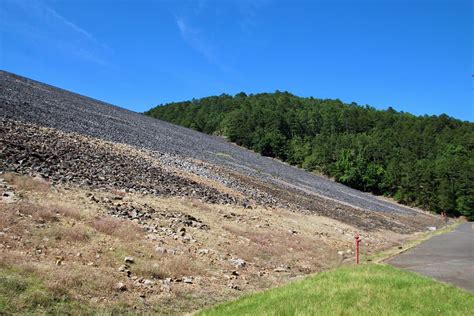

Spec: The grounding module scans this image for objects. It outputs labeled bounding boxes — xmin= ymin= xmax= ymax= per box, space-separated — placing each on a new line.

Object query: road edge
xmin=370 ymin=220 xmax=464 ymax=264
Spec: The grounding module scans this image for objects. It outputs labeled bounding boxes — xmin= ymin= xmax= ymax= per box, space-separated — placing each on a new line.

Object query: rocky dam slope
xmin=0 ymin=70 xmax=444 ymax=313
xmin=0 ymin=71 xmax=438 ymax=229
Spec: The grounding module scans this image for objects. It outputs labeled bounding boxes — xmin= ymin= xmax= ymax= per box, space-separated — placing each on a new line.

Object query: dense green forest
xmin=145 ymin=92 xmax=474 ymax=219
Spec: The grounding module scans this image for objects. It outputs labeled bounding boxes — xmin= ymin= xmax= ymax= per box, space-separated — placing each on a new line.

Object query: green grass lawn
xmin=199 ymin=264 xmax=474 ymax=316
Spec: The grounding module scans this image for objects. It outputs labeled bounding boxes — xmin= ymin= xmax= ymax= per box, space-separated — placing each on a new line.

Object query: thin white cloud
xmin=1 ymin=0 xmax=111 ymax=67
xmin=45 ymin=7 xmax=95 ymax=42
xmin=174 ymin=1 xmax=268 ymax=72
xmin=176 ymin=17 xmax=215 ymax=62
xmin=175 ymin=16 xmax=232 ymax=72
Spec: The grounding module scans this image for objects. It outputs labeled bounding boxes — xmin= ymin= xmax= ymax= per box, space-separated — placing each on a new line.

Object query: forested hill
xmin=145 ymin=92 xmax=474 ymax=218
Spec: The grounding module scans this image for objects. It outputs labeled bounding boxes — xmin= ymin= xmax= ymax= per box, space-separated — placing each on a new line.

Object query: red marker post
xmin=354 ymin=234 xmax=360 ymax=264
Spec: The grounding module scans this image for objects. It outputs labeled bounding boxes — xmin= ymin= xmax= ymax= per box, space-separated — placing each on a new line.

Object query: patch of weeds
xmin=131 ymin=261 xmax=168 ymax=280
xmin=215 ymin=152 xmax=234 ymax=160
xmin=0 ymin=266 xmax=92 ymax=314
xmin=46 ymin=224 xmax=91 ymax=243
xmin=88 ymin=216 xmax=143 ymax=241
xmin=3 ymin=172 xmax=50 ymax=192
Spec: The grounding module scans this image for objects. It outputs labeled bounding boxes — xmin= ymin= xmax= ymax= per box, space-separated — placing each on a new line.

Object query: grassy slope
xmin=0 ymin=266 xmax=93 ymax=315
xmin=0 ymin=173 xmax=465 ymax=315
xmin=199 ymin=264 xmax=474 ymax=316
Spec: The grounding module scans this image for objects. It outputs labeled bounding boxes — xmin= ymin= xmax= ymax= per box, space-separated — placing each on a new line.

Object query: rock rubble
xmin=0 ymin=70 xmax=425 ymax=216
xmin=0 ymin=120 xmax=237 ymax=205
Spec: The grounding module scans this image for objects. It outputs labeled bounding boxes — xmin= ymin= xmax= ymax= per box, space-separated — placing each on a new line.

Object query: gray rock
xmin=155 ymin=246 xmax=167 ymax=254
xmin=229 ymin=258 xmax=246 ymax=268
xmin=1 ymin=191 xmax=18 ymax=204
xmin=227 ymin=283 xmax=241 ymax=290
xmin=118 ymin=265 xmax=128 ymax=272
xmin=198 ymin=248 xmax=210 ymax=255
xmin=115 ymin=282 xmax=127 ymax=291
xmin=183 ymin=276 xmax=193 ymax=284
xmin=143 ymin=279 xmax=155 ymax=286
xmin=273 ymin=267 xmax=288 ymax=272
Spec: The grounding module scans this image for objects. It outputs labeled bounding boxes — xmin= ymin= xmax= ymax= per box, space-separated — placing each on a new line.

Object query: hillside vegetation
xmin=199 ymin=264 xmax=474 ymax=316
xmin=146 ymin=92 xmax=474 ymax=218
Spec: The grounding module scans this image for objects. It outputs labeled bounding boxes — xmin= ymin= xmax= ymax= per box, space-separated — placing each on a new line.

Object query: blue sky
xmin=1 ymin=0 xmax=472 ymax=120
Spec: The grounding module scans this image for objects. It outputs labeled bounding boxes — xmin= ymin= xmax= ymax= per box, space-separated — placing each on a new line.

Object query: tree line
xmin=145 ymin=91 xmax=474 ymax=219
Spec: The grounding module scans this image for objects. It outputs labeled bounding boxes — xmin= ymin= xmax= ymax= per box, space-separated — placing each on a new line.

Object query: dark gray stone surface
xmin=0 ymin=70 xmax=421 ymax=216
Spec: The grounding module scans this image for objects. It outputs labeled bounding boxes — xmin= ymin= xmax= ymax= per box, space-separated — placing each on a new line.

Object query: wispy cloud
xmin=174 ymin=1 xmax=268 ymax=72
xmin=175 ymin=16 xmax=232 ymax=72
xmin=45 ymin=6 xmax=95 ymax=42
xmin=176 ymin=17 xmax=215 ymax=63
xmin=1 ymin=0 xmax=112 ymax=67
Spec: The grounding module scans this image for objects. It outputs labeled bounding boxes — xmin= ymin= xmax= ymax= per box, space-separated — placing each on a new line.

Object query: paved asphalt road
xmin=388 ymin=222 xmax=474 ymax=292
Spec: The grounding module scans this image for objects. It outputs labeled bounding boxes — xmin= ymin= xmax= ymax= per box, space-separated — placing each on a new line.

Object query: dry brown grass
xmin=88 ymin=216 xmax=143 ymax=241
xmin=1 ymin=199 xmax=85 ymax=223
xmin=53 ymin=204 xmax=85 ymax=221
xmin=3 ymin=172 xmax=50 ymax=192
xmin=0 ymin=251 xmax=37 ymax=271
xmin=130 ymin=254 xmax=209 ymax=280
xmin=47 ymin=224 xmax=91 ymax=243
xmin=187 ymin=198 xmax=215 ymax=213
xmin=132 ymin=261 xmax=168 ymax=279
xmin=0 ymin=202 xmax=89 ymax=249
xmin=0 ymin=204 xmax=18 ymax=229
xmin=13 ymin=202 xmax=59 ymax=223
xmin=44 ymin=263 xmax=118 ymax=298
xmin=222 ymin=223 xmax=331 ymax=270
xmin=222 ymin=225 xmax=271 ymax=262
xmin=164 ymin=255 xmax=209 ymax=278
xmin=0 ymin=172 xmax=415 ymax=315
xmin=111 ymin=189 xmax=127 ymax=198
